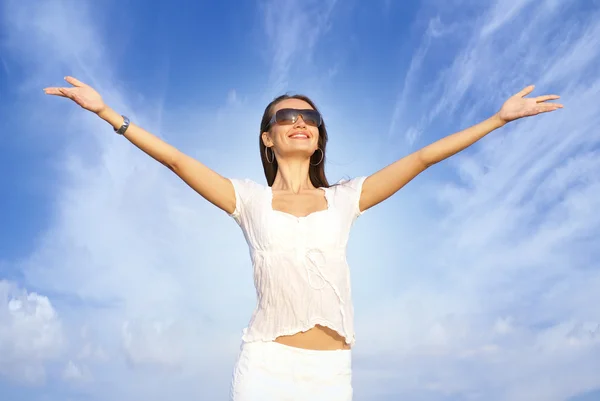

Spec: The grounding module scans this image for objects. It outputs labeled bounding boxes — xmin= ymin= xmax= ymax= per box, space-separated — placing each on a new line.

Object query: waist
xmin=274 ymin=324 xmax=351 ymax=350
xmin=242 ymin=339 xmax=351 ymax=361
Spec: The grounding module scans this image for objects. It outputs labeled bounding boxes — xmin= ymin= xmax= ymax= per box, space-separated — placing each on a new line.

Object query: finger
xmin=537 ymin=103 xmax=563 ymax=113
xmin=516 ymin=85 xmax=535 ymax=97
xmin=535 ymin=95 xmax=560 ymax=103
xmin=58 ymin=87 xmax=74 ymax=98
xmin=65 ymin=76 xmax=86 ymax=87
xmin=56 ymin=87 xmax=80 ymax=102
xmin=43 ymin=87 xmax=69 ymax=97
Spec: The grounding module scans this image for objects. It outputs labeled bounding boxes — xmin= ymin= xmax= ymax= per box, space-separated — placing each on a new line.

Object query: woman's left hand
xmin=497 ymin=85 xmax=563 ymax=124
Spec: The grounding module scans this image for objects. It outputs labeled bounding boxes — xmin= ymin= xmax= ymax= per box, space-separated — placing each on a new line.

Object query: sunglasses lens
xmin=275 ymin=109 xmax=298 ymax=124
xmin=301 ymin=110 xmax=321 ymax=126
xmin=275 ymin=109 xmax=321 ymax=126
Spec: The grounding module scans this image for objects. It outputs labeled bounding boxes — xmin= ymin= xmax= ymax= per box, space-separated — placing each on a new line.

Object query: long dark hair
xmin=259 ymin=94 xmax=331 ymax=188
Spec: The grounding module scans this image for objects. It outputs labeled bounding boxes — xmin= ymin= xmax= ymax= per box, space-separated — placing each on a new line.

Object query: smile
xmin=289 ymin=132 xmax=310 ymax=139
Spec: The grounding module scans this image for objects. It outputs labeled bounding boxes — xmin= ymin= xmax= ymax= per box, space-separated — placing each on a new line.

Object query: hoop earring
xmin=265 ymin=146 xmax=274 ymax=163
xmin=310 ymin=148 xmax=324 ymax=166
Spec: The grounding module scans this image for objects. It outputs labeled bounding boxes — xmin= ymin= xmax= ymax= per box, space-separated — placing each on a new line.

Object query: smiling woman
xmin=43 ymin=76 xmax=562 ymax=400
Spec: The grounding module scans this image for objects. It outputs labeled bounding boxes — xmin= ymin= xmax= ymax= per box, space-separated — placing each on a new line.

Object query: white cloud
xmin=121 ymin=319 xmax=188 ymax=369
xmin=62 ymin=360 xmax=90 ymax=382
xmin=0 ymin=280 xmax=64 ymax=384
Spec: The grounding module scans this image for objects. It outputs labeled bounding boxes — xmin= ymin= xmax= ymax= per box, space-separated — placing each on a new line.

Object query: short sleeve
xmin=227 ymin=178 xmax=262 ymax=226
xmin=335 ymin=176 xmax=367 ymax=221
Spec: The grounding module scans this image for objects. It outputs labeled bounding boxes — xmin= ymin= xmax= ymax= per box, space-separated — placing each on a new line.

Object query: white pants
xmin=229 ymin=340 xmax=353 ymax=401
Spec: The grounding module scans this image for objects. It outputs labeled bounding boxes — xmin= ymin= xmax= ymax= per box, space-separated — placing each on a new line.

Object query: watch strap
xmin=115 ymin=115 xmax=130 ymax=135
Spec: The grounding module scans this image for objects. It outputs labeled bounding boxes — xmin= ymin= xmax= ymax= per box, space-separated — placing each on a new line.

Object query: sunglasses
xmin=268 ymin=108 xmax=322 ymax=128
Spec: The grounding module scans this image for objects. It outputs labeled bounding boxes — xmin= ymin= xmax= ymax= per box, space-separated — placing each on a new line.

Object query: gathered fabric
xmin=227 ymin=176 xmax=367 ymax=347
xmin=229 ymin=340 xmax=353 ymax=401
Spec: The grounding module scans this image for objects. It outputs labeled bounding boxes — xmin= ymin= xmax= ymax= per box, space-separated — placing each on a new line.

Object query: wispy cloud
xmin=388 ymin=1 xmax=592 ymax=145
xmin=261 ymin=0 xmax=338 ymax=95
xmin=360 ymin=0 xmax=600 ymax=399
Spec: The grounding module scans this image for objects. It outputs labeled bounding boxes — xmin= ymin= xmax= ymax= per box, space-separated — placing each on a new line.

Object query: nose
xmin=294 ymin=115 xmax=307 ymax=127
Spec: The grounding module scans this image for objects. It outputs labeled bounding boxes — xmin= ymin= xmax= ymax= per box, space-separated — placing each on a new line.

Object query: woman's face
xmin=262 ymin=98 xmax=321 ymax=160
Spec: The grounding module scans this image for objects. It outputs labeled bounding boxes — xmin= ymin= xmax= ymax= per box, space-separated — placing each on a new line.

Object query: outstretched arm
xmin=44 ymin=76 xmax=237 ymax=214
xmin=359 ymin=85 xmax=563 ymax=212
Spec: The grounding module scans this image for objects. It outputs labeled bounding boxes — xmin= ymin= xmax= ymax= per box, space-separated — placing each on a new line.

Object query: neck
xmin=272 ymin=157 xmax=314 ymax=194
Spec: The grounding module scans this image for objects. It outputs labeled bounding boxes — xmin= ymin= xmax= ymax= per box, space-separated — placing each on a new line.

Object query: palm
xmin=497 ymin=85 xmax=563 ymax=123
xmin=44 ymin=76 xmax=106 ymax=114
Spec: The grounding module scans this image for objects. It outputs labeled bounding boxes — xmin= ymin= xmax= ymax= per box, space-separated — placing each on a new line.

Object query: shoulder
xmin=327 ymin=176 xmax=367 ymax=215
xmin=228 ymin=178 xmax=266 ymax=207
xmin=226 ymin=178 xmax=266 ymax=222
xmin=228 ymin=178 xmax=265 ymax=196
xmin=329 ymin=176 xmax=367 ymax=194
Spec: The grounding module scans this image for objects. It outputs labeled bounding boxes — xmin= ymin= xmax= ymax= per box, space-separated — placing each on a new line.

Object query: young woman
xmin=44 ymin=76 xmax=562 ymax=400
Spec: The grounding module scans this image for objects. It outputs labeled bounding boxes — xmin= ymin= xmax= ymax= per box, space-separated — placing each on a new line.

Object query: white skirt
xmin=229 ymin=340 xmax=353 ymax=401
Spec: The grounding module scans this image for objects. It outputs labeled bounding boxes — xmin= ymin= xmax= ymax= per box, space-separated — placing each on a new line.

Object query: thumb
xmin=516 ymin=84 xmax=535 ymax=97
xmin=65 ymin=76 xmax=86 ymax=87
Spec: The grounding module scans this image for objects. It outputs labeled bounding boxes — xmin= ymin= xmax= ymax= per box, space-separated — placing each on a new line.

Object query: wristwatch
xmin=114 ymin=115 xmax=130 ymax=135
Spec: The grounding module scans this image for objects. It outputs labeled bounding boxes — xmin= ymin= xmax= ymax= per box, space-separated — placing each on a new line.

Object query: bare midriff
xmin=274 ymin=324 xmax=351 ymax=350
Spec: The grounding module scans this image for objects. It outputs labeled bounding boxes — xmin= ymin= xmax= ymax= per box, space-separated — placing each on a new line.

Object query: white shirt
xmin=227 ymin=176 xmax=366 ymax=347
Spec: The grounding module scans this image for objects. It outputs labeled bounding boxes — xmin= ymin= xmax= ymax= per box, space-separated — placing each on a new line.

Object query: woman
xmin=44 ymin=77 xmax=562 ymax=400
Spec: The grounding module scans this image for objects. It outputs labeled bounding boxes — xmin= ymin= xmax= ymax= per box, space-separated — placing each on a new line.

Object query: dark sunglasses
xmin=268 ymin=108 xmax=322 ymax=128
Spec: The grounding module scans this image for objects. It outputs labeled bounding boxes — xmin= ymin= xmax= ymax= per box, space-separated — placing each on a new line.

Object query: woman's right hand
xmin=44 ymin=76 xmax=106 ymax=114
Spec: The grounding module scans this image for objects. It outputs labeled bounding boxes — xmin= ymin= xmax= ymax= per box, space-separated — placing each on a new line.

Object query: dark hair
xmin=259 ymin=94 xmax=331 ymax=188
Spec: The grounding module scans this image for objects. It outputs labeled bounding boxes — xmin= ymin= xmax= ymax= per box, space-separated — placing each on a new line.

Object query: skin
xmin=44 ymin=77 xmax=563 ymax=351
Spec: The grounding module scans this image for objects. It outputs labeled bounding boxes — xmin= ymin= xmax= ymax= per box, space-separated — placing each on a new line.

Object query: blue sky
xmin=1 ymin=0 xmax=599 ymax=400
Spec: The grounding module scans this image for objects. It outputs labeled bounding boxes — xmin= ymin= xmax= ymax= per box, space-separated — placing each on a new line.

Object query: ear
xmin=261 ymin=131 xmax=274 ymax=147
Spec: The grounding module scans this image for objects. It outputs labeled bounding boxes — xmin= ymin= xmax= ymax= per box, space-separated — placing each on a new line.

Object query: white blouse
xmin=227 ymin=176 xmax=366 ymax=347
